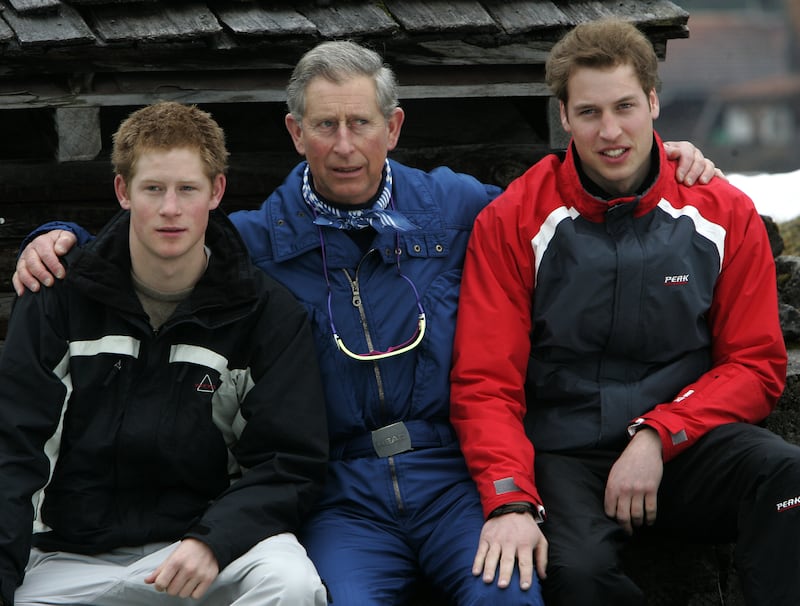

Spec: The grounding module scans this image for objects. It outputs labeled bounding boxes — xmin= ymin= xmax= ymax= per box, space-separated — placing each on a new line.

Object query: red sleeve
xmin=634 ymin=186 xmax=787 ymax=461
xmin=450 ymin=177 xmax=544 ymax=517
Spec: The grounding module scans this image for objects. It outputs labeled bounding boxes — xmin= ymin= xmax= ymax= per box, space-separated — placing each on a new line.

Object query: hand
xmin=473 ymin=511 xmax=548 ymax=590
xmin=604 ymin=428 xmax=663 ymax=535
xmin=663 ymin=140 xmax=726 ymax=186
xmin=144 ymin=538 xmax=220 ymax=599
xmin=12 ymin=230 xmax=77 ymax=296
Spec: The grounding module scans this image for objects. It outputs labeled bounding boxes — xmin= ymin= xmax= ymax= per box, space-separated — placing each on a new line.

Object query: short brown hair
xmin=111 ymin=101 xmax=229 ymax=183
xmin=545 ymin=19 xmax=660 ymax=104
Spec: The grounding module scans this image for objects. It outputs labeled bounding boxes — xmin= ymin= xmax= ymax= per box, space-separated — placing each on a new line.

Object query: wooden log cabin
xmin=0 ymin=0 xmax=692 ymax=338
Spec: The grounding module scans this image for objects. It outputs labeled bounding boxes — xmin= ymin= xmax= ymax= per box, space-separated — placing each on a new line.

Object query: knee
xmin=277 ymin=572 xmax=328 ymax=606
xmin=456 ymin=575 xmax=544 ymax=606
xmin=244 ymin=558 xmax=327 ymax=605
xmin=543 ymin=543 xmax=642 ymax=606
xmin=235 ymin=535 xmax=328 ymax=605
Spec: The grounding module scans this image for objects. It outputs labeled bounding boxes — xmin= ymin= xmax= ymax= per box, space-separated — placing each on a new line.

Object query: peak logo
xmin=196 ymin=374 xmax=216 ymax=393
xmin=776 ymin=496 xmax=800 ymax=512
xmin=664 ymin=274 xmax=689 ymax=285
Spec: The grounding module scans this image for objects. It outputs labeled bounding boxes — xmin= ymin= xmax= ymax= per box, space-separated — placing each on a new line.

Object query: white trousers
xmin=15 ymin=533 xmax=327 ymax=606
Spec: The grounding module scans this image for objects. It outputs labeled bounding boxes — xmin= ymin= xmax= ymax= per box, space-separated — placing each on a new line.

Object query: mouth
xmin=600 ymin=148 xmax=628 ymax=159
xmin=332 ymin=166 xmax=362 ymax=175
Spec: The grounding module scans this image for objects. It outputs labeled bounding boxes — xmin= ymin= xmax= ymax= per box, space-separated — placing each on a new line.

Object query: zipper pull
xmin=350 ymin=281 xmax=361 ymax=308
xmin=103 ymin=359 xmax=123 ymax=386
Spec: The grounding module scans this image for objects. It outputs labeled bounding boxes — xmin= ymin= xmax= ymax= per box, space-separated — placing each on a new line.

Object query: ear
xmin=114 ymin=174 xmax=131 ymax=210
xmin=285 ymin=113 xmax=305 ymax=156
xmin=386 ymin=107 xmax=405 ymax=152
xmin=559 ymin=101 xmax=571 ymax=133
xmin=648 ymin=89 xmax=660 ymax=120
xmin=209 ymin=174 xmax=225 ymax=211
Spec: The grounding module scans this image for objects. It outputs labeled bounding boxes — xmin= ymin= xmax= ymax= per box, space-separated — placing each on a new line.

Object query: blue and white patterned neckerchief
xmin=301 ymin=160 xmax=417 ymax=233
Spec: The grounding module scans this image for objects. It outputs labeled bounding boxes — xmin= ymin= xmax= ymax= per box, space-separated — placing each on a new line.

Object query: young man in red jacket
xmin=451 ymin=18 xmax=799 ymax=605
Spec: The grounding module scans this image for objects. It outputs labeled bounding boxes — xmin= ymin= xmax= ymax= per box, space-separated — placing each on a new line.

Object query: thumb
xmin=53 ymin=232 xmax=77 ymax=255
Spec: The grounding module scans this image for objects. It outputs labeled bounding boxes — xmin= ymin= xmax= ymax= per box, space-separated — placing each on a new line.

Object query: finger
xmin=17 ymin=264 xmax=44 ymax=292
xmin=517 ymin=548 xmax=535 ymax=590
xmin=535 ymin=536 xmax=548 ymax=580
xmin=680 ymin=148 xmax=705 ymax=186
xmin=54 ymin=231 xmax=78 ymax=256
xmin=191 ymin=577 xmax=214 ymax=600
xmin=179 ymin=578 xmax=202 ymax=599
xmin=472 ymin=539 xmax=490 ymax=576
xmin=18 ymin=255 xmax=54 ymax=288
xmin=482 ymin=543 xmax=501 ymax=584
xmin=663 ymin=141 xmax=693 ymax=183
xmin=696 ymin=159 xmax=717 ymax=185
xmin=497 ymin=547 xmax=517 ymax=589
xmin=12 ymin=272 xmax=28 ymax=297
xmin=153 ymin=566 xmax=178 ymax=595
xmin=645 ymin=491 xmax=658 ymax=526
xmin=38 ymin=248 xmax=66 ymax=280
xmin=715 ymin=167 xmax=728 ymax=181
xmin=629 ymin=494 xmax=645 ymax=528
xmin=603 ymin=486 xmax=618 ymax=519
xmin=613 ymin=497 xmax=634 ymax=535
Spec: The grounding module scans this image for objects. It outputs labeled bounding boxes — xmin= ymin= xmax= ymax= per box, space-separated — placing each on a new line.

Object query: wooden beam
xmin=548 ymin=97 xmax=569 ymax=150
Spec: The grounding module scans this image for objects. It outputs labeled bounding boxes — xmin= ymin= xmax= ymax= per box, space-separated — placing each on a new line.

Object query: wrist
xmin=488 ymin=501 xmax=536 ymax=520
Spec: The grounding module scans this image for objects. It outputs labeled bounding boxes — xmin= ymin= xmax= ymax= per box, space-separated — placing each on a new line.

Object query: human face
xmin=285 ymin=75 xmax=404 ymax=206
xmin=560 ymin=63 xmax=660 ymax=196
xmin=115 ymin=147 xmax=224 ymax=271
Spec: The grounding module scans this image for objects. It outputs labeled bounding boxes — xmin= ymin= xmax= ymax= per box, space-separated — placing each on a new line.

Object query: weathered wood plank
xmin=7 ymin=0 xmax=60 ymax=13
xmin=56 ymin=107 xmax=102 ymax=162
xmin=385 ymin=0 xmax=497 ymax=34
xmin=214 ymin=3 xmax=317 ymax=37
xmin=89 ymin=3 xmax=222 ymax=43
xmin=0 ymin=15 xmax=15 ymax=42
xmin=300 ymin=2 xmax=397 ymax=38
xmin=1 ymin=2 xmax=95 ymax=46
xmin=407 ymin=40 xmax=553 ymax=66
xmin=556 ymin=0 xmax=688 ymax=27
xmin=483 ymin=0 xmax=570 ymax=34
xmin=69 ymin=0 xmax=157 ymax=4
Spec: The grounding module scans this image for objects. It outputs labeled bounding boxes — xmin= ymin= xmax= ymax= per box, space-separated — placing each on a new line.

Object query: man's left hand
xmin=604 ymin=427 xmax=663 ymax=535
xmin=144 ymin=538 xmax=220 ymax=599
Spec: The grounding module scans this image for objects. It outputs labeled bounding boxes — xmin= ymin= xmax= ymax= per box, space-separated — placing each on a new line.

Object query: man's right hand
xmin=473 ymin=510 xmax=548 ymax=591
xmin=13 ymin=230 xmax=77 ymax=296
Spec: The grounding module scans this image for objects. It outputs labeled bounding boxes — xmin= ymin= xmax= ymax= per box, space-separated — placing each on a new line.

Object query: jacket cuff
xmin=488 ymin=501 xmax=545 ymax=523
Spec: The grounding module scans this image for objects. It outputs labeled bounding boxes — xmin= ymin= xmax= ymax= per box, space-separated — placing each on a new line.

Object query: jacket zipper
xmin=341 ymin=261 xmax=406 ymax=514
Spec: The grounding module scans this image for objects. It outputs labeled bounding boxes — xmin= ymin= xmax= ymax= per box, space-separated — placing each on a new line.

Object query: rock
xmin=762 ymin=215 xmax=785 ymax=257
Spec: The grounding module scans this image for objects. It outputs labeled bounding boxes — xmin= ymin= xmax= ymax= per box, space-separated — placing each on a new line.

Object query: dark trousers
xmin=536 ymin=423 xmax=800 ymax=606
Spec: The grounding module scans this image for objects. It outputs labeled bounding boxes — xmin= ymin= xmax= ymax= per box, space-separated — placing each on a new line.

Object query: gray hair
xmin=286 ymin=40 xmax=400 ymax=122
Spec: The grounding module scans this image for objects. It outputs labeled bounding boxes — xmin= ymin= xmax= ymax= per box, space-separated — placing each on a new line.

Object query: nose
xmin=332 ymin=122 xmax=356 ymax=154
xmin=159 ymin=189 xmax=181 ymax=215
xmin=599 ymin=113 xmax=622 ymax=140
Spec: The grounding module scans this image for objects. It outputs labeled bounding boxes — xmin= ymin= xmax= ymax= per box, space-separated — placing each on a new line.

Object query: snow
xmin=727 ymin=170 xmax=800 ymax=223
